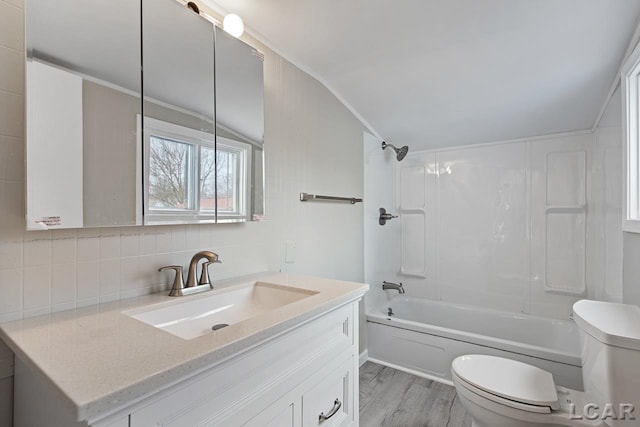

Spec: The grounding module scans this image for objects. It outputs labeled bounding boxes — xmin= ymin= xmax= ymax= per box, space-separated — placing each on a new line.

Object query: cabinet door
xmin=302 ymin=358 xmax=354 ymax=427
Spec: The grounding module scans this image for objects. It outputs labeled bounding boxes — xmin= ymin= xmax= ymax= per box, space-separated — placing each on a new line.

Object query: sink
xmin=125 ymin=281 xmax=318 ymax=339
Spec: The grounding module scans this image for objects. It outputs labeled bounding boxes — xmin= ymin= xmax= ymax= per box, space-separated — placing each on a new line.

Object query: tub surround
xmin=0 ymin=272 xmax=368 ymax=424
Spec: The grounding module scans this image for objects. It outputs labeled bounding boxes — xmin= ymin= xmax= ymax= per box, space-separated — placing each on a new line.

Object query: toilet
xmin=451 ymin=300 xmax=640 ymax=427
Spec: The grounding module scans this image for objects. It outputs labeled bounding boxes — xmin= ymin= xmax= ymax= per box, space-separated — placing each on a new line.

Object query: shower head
xmin=382 ymin=141 xmax=409 ymax=161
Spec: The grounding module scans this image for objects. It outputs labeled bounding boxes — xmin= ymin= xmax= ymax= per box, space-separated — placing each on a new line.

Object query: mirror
xmin=25 ymin=0 xmax=264 ymax=229
xmin=25 ymin=0 xmax=142 ymax=229
xmin=215 ymin=27 xmax=265 ymax=222
xmin=142 ymin=0 xmax=216 ymax=225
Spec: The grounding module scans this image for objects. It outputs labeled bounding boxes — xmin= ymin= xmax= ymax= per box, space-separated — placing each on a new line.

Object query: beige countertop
xmin=0 ymin=272 xmax=368 ymax=423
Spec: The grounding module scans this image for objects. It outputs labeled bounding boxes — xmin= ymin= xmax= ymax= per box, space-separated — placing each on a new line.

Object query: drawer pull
xmin=318 ymin=398 xmax=342 ymax=422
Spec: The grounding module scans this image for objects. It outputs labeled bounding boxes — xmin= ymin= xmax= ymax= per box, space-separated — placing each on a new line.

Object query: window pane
xmin=200 ymin=146 xmax=216 ymax=211
xmin=148 ymin=136 xmax=192 ymax=210
xmin=216 ymin=149 xmax=238 ymax=212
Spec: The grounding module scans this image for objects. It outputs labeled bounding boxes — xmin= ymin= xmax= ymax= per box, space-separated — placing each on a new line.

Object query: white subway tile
xmin=119 ymin=289 xmax=138 ymax=300
xmin=155 ymin=253 xmax=173 ymax=286
xmin=171 ymin=227 xmax=186 ymax=252
xmin=0 ymin=46 xmax=23 ymax=94
xmin=22 ymin=230 xmax=50 ymax=242
xmin=99 ymin=259 xmax=120 ymax=297
xmin=51 ymin=263 xmax=76 ymax=306
xmin=23 ymin=239 xmax=50 ymax=267
xmin=0 ymin=2 xmax=23 ymax=52
xmin=50 ymin=229 xmax=77 ymax=240
xmin=99 ymin=235 xmax=120 ymax=259
xmin=0 ymin=136 xmax=22 ymax=181
xmin=120 ymin=233 xmax=139 ymax=258
xmin=171 ymin=251 xmax=187 ymax=270
xmin=0 ymin=240 xmax=21 ymax=269
xmin=185 ymin=225 xmax=200 ymax=250
xmin=155 ymin=227 xmax=172 ymax=253
xmin=51 ymin=301 xmax=75 ymax=313
xmin=76 ymin=297 xmax=98 ymax=309
xmin=139 ymin=284 xmax=166 ymax=296
xmin=0 ymin=268 xmax=21 ymax=315
xmin=76 ymin=261 xmax=98 ymax=301
xmin=198 ymin=225 xmax=214 ymax=249
xmin=119 ymin=257 xmax=139 ymax=292
xmin=98 ymin=293 xmax=119 ymax=304
xmin=138 ymin=232 xmax=156 ymax=255
xmin=77 ymin=237 xmax=99 ymax=262
xmin=77 ymin=228 xmax=100 ymax=239
xmin=23 ymin=265 xmax=50 ymax=311
xmin=52 ymin=238 xmax=76 ymax=264
xmin=0 ymin=312 xmax=20 ymax=323
xmin=0 ymin=91 xmax=23 ymax=138
xmin=0 ymin=180 xmax=24 ymax=242
xmin=138 ymin=255 xmax=156 ymax=287
xmin=22 ymin=306 xmax=50 ymax=318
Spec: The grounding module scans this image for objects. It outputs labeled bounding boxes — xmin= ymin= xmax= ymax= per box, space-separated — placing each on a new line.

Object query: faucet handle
xmin=199 ymin=258 xmax=221 ymax=287
xmin=159 ymin=265 xmax=185 ymax=297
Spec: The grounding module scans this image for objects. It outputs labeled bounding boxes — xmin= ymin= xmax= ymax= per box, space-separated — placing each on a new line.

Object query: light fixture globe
xmin=223 ymin=14 xmax=244 ymax=38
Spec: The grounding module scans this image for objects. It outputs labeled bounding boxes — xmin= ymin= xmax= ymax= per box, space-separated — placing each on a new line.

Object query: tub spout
xmin=382 ymin=281 xmax=405 ymax=294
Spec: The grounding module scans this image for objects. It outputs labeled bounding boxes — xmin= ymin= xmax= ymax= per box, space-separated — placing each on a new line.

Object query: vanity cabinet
xmin=14 ymin=300 xmax=360 ymax=427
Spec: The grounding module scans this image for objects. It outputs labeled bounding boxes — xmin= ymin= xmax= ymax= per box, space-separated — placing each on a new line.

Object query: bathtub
xmin=366 ymin=296 xmax=583 ymax=389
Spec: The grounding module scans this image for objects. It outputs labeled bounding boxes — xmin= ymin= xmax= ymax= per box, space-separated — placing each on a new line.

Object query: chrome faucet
xmin=159 ymin=250 xmax=221 ymax=297
xmin=382 ymin=281 xmax=405 ymax=294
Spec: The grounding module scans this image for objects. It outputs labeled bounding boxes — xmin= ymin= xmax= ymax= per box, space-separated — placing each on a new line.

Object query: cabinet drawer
xmin=302 ymin=357 xmax=354 ymax=427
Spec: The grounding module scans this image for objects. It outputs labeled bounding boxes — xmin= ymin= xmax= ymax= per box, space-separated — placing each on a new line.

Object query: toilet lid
xmin=452 ymin=355 xmax=559 ymax=410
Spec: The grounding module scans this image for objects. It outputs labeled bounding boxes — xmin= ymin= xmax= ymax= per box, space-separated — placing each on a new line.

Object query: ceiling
xmin=204 ymin=0 xmax=640 ymax=150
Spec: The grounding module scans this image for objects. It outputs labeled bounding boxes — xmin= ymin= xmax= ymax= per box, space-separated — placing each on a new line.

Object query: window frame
xmin=216 ymin=136 xmax=252 ymax=222
xmin=622 ymin=44 xmax=640 ymax=232
xmin=141 ymin=116 xmax=250 ymax=224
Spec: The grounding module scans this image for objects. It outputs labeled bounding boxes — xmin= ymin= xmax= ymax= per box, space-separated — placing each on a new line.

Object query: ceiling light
xmin=223 ymin=14 xmax=244 ymax=38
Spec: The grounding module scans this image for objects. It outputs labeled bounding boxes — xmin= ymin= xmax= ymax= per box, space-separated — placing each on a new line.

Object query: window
xmin=142 ymin=117 xmax=250 ymax=223
xmin=623 ymin=44 xmax=640 ymax=232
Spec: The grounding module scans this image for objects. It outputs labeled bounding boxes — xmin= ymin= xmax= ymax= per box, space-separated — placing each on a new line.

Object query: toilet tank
xmin=573 ymin=300 xmax=640 ymax=427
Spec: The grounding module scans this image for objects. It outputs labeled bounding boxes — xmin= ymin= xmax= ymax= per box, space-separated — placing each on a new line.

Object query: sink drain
xmin=211 ymin=323 xmax=229 ymax=331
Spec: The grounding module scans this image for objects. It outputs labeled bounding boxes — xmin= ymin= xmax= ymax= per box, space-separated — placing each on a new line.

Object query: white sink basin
xmin=125 ymin=282 xmax=318 ymax=339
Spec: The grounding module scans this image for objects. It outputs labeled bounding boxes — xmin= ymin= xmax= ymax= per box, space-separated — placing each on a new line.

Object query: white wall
xmin=0 ymin=1 xmax=365 ymax=424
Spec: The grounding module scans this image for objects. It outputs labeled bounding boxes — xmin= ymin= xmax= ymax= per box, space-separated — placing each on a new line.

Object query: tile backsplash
xmin=0 ymin=224 xmax=274 ymax=322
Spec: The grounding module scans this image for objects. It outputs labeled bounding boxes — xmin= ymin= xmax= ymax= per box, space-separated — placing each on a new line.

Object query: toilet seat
xmin=452 ymin=355 xmax=560 ymax=414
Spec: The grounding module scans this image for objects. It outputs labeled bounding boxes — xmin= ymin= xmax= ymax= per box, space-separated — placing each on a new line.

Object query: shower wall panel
xmin=391 ymin=132 xmax=616 ymax=319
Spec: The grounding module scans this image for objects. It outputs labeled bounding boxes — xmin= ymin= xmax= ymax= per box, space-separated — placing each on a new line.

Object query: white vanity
xmin=0 ymin=273 xmax=367 ymax=427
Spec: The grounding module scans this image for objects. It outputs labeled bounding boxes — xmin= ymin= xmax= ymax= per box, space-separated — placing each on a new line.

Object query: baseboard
xmin=359 ymin=349 xmax=368 ymax=367
xmin=366 ymin=356 xmax=454 ymax=386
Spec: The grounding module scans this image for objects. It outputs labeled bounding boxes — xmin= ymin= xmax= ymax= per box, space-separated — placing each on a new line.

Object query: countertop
xmin=0 ymin=272 xmax=368 ymax=423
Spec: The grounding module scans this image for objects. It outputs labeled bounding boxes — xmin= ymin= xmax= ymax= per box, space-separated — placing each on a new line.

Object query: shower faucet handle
xmin=379 ymin=207 xmax=398 ymax=225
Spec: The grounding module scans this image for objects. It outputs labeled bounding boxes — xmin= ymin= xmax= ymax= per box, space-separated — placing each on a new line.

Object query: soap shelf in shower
xmin=299 ymin=192 xmax=363 ymax=204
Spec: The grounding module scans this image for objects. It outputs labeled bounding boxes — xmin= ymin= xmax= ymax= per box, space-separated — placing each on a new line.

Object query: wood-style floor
xmin=359 ymin=362 xmax=472 ymax=427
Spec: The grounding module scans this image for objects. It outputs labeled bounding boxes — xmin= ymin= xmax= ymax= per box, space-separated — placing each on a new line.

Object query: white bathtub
xmin=366 ymin=296 xmax=583 ymax=389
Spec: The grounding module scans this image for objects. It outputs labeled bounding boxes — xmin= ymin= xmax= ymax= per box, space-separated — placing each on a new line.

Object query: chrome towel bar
xmin=299 ymin=192 xmax=363 ymax=204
